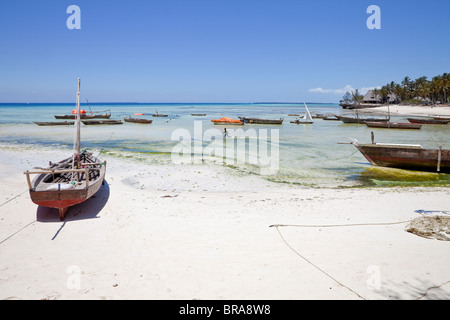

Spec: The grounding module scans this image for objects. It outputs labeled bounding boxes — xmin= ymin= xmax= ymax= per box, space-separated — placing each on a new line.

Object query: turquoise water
xmin=1 ymin=103 xmax=449 ymax=188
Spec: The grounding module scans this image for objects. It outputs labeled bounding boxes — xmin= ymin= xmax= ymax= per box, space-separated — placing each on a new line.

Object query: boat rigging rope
xmin=271 ymin=224 xmax=366 ymax=300
xmin=0 ymin=190 xmax=37 ymax=246
xmin=0 ymin=190 xmax=28 ymax=208
xmin=270 ymin=219 xmax=415 ymax=300
xmin=0 ymin=220 xmax=36 ymax=246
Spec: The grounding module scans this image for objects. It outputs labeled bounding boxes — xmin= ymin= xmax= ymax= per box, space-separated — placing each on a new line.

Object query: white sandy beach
xmin=0 ymin=142 xmax=449 ymax=301
xmin=356 ymin=104 xmax=450 ymax=117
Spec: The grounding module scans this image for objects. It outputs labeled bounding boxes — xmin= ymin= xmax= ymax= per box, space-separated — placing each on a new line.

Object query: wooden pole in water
xmin=437 ymin=146 xmax=442 ymax=172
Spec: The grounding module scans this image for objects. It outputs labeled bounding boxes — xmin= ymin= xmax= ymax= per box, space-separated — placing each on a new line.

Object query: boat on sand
xmin=24 ymin=78 xmax=107 ymax=220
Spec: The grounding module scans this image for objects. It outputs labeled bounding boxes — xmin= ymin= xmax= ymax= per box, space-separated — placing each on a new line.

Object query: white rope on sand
xmin=271 ymin=225 xmax=366 ymax=300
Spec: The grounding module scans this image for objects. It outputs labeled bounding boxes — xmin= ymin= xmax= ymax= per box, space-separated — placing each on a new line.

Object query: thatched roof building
xmin=363 ymin=90 xmax=399 ymax=104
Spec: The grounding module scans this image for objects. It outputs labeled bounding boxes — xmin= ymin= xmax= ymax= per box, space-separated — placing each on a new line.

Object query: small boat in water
xmin=238 ymin=117 xmax=284 ymax=124
xmin=365 ymin=121 xmax=422 ymax=129
xmin=82 ymin=119 xmax=123 ymax=125
xmin=24 ymin=78 xmax=107 ymax=220
xmin=34 ymin=121 xmax=74 ymax=126
xmin=291 ymin=103 xmax=313 ymax=124
xmin=407 ymin=118 xmax=449 ymax=124
xmin=152 ymin=111 xmax=168 ymax=117
xmin=336 ymin=115 xmax=389 ymax=124
xmin=322 ymin=115 xmax=340 ymax=121
xmin=124 ymin=117 xmax=153 ymax=124
xmin=211 ymin=117 xmax=244 ymax=125
xmin=191 ymin=114 xmax=206 ymax=116
xmin=54 ymin=109 xmax=111 ymax=119
xmin=349 ymin=136 xmax=450 ymax=173
xmin=433 ymin=116 xmax=450 ymax=121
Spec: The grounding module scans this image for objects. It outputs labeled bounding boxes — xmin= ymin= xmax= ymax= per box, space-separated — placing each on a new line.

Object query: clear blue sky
xmin=0 ymin=0 xmax=449 ymax=103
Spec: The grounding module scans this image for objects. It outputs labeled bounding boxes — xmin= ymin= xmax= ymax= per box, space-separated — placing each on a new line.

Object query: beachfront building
xmin=363 ymin=90 xmax=399 ymax=105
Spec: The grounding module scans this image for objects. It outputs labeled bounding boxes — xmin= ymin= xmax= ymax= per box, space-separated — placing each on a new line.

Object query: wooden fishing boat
xmin=238 ymin=117 xmax=284 ymax=124
xmin=152 ymin=111 xmax=168 ymax=117
xmin=34 ymin=121 xmax=74 ymax=126
xmin=24 ymin=78 xmax=107 ymax=220
xmin=211 ymin=117 xmax=244 ymax=125
xmin=124 ymin=117 xmax=153 ymax=124
xmin=336 ymin=115 xmax=389 ymax=124
xmin=322 ymin=116 xmax=340 ymax=121
xmin=54 ymin=109 xmax=111 ymax=119
xmin=407 ymin=118 xmax=449 ymax=124
xmin=82 ymin=119 xmax=123 ymax=125
xmin=349 ymin=137 xmax=450 ymax=173
xmin=291 ymin=103 xmax=313 ymax=124
xmin=365 ymin=121 xmax=422 ymax=129
xmin=55 ymin=114 xmax=96 ymax=120
xmin=433 ymin=116 xmax=450 ymax=121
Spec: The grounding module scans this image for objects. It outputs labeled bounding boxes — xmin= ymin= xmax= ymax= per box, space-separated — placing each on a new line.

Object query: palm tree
xmin=441 ymin=73 xmax=448 ymax=103
xmin=401 ymin=76 xmax=412 ymax=100
xmin=379 ymin=86 xmax=389 ymax=104
xmin=351 ymin=89 xmax=363 ymax=106
xmin=372 ymin=88 xmax=381 ymax=103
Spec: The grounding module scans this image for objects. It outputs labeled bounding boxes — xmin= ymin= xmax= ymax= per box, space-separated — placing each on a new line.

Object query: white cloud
xmin=309 ymin=85 xmax=380 ymax=95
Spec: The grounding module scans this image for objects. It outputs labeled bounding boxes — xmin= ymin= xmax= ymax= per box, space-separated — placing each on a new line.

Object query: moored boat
xmin=336 ymin=115 xmax=389 ymax=124
xmin=322 ymin=115 xmax=340 ymax=121
xmin=124 ymin=117 xmax=153 ymax=124
xmin=152 ymin=110 xmax=168 ymax=117
xmin=211 ymin=117 xmax=244 ymax=125
xmin=291 ymin=103 xmax=314 ymax=124
xmin=82 ymin=119 xmax=123 ymax=125
xmin=349 ymin=137 xmax=450 ymax=173
xmin=238 ymin=117 xmax=283 ymax=124
xmin=34 ymin=121 xmax=74 ymax=126
xmin=407 ymin=118 xmax=449 ymax=124
xmin=433 ymin=116 xmax=450 ymax=121
xmin=365 ymin=121 xmax=422 ymax=129
xmin=54 ymin=109 xmax=111 ymax=119
xmin=24 ymin=78 xmax=107 ymax=220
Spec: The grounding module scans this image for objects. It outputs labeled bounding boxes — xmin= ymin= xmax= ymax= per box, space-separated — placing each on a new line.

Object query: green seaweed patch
xmin=359 ymin=166 xmax=450 ymax=187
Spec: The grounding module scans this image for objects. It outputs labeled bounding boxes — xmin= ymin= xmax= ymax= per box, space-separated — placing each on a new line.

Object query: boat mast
xmin=75 ymin=78 xmax=81 ymax=157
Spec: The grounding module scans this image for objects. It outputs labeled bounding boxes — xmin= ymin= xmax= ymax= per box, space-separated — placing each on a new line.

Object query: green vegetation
xmin=379 ymin=73 xmax=449 ymax=104
xmin=343 ymin=73 xmax=450 ymax=105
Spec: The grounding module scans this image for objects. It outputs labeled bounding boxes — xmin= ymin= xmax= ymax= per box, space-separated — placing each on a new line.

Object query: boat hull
xmin=355 ymin=144 xmax=450 ymax=173
xmin=124 ymin=117 xmax=153 ymax=124
xmin=365 ymin=122 xmax=422 ymax=129
xmin=239 ymin=117 xmax=283 ymax=124
xmin=34 ymin=121 xmax=74 ymax=126
xmin=82 ymin=120 xmax=123 ymax=125
xmin=54 ymin=114 xmax=111 ymax=119
xmin=337 ymin=116 xmax=389 ymax=124
xmin=27 ymin=156 xmax=106 ymax=220
xmin=407 ymin=118 xmax=449 ymax=124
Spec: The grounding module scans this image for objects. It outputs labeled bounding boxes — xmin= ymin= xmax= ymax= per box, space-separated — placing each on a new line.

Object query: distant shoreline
xmin=0 ymin=102 xmax=339 ymax=106
xmin=356 ymin=104 xmax=450 ymax=117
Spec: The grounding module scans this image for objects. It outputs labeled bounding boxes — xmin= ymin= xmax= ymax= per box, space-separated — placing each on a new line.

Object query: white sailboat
xmin=291 ymin=102 xmax=314 ymax=124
